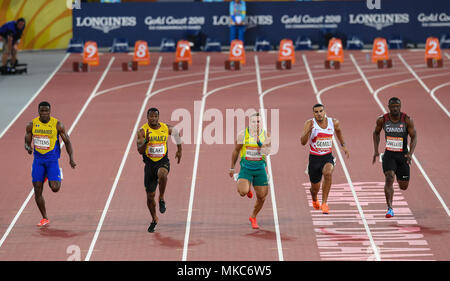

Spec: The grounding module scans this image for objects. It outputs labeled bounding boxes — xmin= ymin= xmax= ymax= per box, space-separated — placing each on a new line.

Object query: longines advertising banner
xmin=72 ymin=0 xmax=450 ymax=48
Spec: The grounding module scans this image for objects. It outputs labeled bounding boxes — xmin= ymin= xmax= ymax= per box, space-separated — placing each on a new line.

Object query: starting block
xmin=377 ymin=59 xmax=393 ymax=69
xmin=72 ymin=41 xmax=99 ymax=72
xmin=173 ymin=60 xmax=189 ymax=71
xmin=122 ymin=61 xmax=138 ymax=72
xmin=276 ymin=39 xmax=294 ymax=70
xmin=225 ymin=60 xmax=240 ymax=70
xmin=122 ymin=40 xmax=150 ymax=72
xmin=0 ymin=60 xmax=27 ymax=75
xmin=72 ymin=62 xmax=88 ymax=72
xmin=372 ymin=38 xmax=393 ymax=69
xmin=225 ymin=39 xmax=245 ymax=71
xmin=325 ymin=38 xmax=343 ymax=70
xmin=173 ymin=40 xmax=191 ymax=71
xmin=324 ymin=60 xmax=340 ymax=69
xmin=425 ymin=37 xmax=443 ymax=68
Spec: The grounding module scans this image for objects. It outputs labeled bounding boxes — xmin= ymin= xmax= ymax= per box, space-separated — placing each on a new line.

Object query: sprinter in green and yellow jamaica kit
xmin=230 ymin=113 xmax=271 ymax=229
xmin=137 ymin=107 xmax=182 ymax=233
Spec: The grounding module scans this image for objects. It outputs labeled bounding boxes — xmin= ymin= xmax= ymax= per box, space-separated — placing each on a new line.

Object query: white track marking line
xmin=0 ymin=56 xmax=115 ymax=250
xmin=182 ymin=56 xmax=210 ymax=261
xmin=350 ymin=54 xmax=450 ymax=218
xmin=0 ymin=53 xmax=70 ymax=139
xmin=255 ymin=55 xmax=284 ymax=261
xmin=85 ymin=56 xmax=163 ymax=261
xmin=303 ymin=54 xmax=381 ymax=261
xmin=430 ymin=82 xmax=450 ymax=118
xmin=398 ymin=54 xmax=450 ymax=118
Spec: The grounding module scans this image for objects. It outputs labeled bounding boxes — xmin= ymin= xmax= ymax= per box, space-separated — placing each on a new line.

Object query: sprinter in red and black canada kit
xmin=373 ymin=97 xmax=417 ymax=218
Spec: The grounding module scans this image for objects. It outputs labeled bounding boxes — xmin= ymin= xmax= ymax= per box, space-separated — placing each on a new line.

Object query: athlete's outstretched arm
xmin=300 ymin=119 xmax=313 ymax=146
xmin=168 ymin=124 xmax=182 ymax=164
xmin=333 ymin=119 xmax=349 ymax=158
xmin=136 ymin=128 xmax=148 ymax=155
xmin=57 ymin=121 xmax=76 ymax=169
xmin=405 ymin=116 xmax=417 ymax=165
xmin=372 ymin=117 xmax=384 ymax=164
xmin=24 ymin=121 xmax=33 ymax=154
xmin=230 ymin=131 xmax=244 ymax=177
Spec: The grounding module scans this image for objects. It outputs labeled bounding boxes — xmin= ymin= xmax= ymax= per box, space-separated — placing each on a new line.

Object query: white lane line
xmin=255 ymin=55 xmax=284 ymax=261
xmin=430 ymin=82 xmax=450 ymax=118
xmin=182 ymin=56 xmax=210 ymax=261
xmin=398 ymin=54 xmax=450 ymax=118
xmin=0 ymin=56 xmax=116 ymax=250
xmin=0 ymin=53 xmax=70 ymax=139
xmin=84 ymin=56 xmax=163 ymax=261
xmin=350 ymin=54 xmax=450 ymax=218
xmin=303 ymin=54 xmax=381 ymax=261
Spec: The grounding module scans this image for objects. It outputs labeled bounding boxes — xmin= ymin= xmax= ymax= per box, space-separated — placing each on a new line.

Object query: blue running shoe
xmin=385 ymin=208 xmax=394 ymax=218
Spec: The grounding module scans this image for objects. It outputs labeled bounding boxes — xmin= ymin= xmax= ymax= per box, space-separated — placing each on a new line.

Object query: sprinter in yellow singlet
xmin=137 ymin=108 xmax=182 ymax=233
xmin=24 ymin=101 xmax=76 ymax=227
xmin=230 ymin=113 xmax=271 ymax=229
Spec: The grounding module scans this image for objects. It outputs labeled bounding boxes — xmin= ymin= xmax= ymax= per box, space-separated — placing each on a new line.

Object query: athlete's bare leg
xmin=310 ymin=182 xmax=321 ymax=202
xmin=157 ymin=167 xmax=168 ymax=202
xmin=237 ymin=178 xmax=251 ymax=197
xmin=33 ymin=181 xmax=47 ymax=219
xmin=321 ymin=163 xmax=334 ymax=204
xmin=48 ymin=181 xmax=61 ymax=193
xmin=384 ymin=170 xmax=395 ymax=209
xmin=146 ymin=191 xmax=158 ymax=223
xmin=397 ymin=180 xmax=409 ymax=191
xmin=251 ymin=186 xmax=268 ymax=218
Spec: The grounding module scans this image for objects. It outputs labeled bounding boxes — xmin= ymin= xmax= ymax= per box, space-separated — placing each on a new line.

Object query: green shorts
xmin=237 ymin=166 xmax=268 ymax=187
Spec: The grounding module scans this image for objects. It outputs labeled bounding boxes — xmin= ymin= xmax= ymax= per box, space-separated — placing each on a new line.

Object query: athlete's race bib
xmin=386 ymin=136 xmax=403 ymax=152
xmin=33 ymin=135 xmax=50 ymax=150
xmin=315 ymin=137 xmax=333 ymax=151
xmin=245 ymin=146 xmax=262 ymax=161
xmin=147 ymin=143 xmax=165 ymax=158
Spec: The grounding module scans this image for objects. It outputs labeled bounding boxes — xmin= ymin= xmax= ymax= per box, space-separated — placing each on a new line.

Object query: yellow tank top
xmin=141 ymin=122 xmax=169 ymax=162
xmin=32 ymin=116 xmax=60 ymax=158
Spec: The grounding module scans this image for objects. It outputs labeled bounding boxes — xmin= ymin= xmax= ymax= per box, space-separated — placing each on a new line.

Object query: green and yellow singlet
xmin=240 ymin=127 xmax=266 ymax=170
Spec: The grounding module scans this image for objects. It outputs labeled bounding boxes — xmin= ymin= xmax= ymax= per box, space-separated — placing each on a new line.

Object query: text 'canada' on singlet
xmin=309 ymin=117 xmax=334 ymax=156
xmin=141 ymin=122 xmax=169 ymax=162
xmin=32 ymin=116 xmax=60 ymax=160
xmin=383 ymin=112 xmax=408 ymax=153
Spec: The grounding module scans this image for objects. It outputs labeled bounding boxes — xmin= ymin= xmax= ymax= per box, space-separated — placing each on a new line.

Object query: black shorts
xmin=144 ymin=156 xmax=170 ymax=193
xmin=382 ymin=151 xmax=410 ymax=181
xmin=308 ymin=153 xmax=336 ymax=184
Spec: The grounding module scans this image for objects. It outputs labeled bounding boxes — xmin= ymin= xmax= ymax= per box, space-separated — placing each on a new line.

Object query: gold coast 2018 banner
xmin=0 ymin=0 xmax=72 ymax=50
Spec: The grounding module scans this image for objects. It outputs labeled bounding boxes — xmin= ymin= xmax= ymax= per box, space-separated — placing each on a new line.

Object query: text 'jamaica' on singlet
xmin=141 ymin=122 xmax=169 ymax=162
xmin=32 ymin=116 xmax=60 ymax=160
xmin=383 ymin=112 xmax=408 ymax=153
xmin=309 ymin=117 xmax=334 ymax=156
xmin=240 ymin=127 xmax=266 ymax=170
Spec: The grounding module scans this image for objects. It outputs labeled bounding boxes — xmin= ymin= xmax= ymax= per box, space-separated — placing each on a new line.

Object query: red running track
xmin=0 ymin=50 xmax=448 ymax=261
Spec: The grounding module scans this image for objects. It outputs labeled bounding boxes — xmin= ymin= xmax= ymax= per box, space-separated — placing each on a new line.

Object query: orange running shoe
xmin=249 ymin=217 xmax=259 ymax=229
xmin=312 ymin=200 xmax=321 ymax=210
xmin=247 ymin=190 xmax=253 ymax=199
xmin=37 ymin=218 xmax=49 ymax=227
xmin=321 ymin=203 xmax=329 ymax=214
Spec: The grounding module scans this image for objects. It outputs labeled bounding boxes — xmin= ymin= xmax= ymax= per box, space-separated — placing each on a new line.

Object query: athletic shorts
xmin=237 ymin=165 xmax=268 ymax=187
xmin=144 ymin=156 xmax=170 ymax=193
xmin=308 ymin=153 xmax=336 ymax=184
xmin=32 ymin=158 xmax=61 ymax=183
xmin=382 ymin=151 xmax=410 ymax=181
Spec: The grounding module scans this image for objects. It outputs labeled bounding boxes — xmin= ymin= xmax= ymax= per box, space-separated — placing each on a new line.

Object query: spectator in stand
xmin=229 ymin=0 xmax=246 ymax=44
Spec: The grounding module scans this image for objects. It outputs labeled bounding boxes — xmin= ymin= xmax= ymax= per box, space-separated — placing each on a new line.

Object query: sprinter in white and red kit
xmin=301 ymin=104 xmax=349 ymax=214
